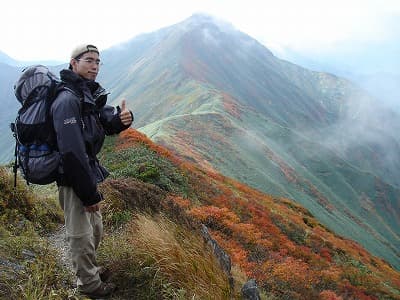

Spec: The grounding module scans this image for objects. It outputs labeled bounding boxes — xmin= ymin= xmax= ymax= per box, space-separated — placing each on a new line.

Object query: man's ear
xmin=70 ymin=58 xmax=77 ymax=70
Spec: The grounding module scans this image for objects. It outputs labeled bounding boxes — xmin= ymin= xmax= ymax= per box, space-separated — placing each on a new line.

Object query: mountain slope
xmin=100 ymin=128 xmax=400 ymax=299
xmin=95 ymin=14 xmax=400 ymax=269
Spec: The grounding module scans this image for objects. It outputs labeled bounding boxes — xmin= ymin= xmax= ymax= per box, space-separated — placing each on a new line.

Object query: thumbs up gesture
xmin=119 ymin=99 xmax=133 ymax=126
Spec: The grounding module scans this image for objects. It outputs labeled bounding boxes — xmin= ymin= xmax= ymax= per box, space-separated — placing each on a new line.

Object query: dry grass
xmin=99 ymin=213 xmax=235 ymax=299
xmin=131 ymin=214 xmax=232 ymax=298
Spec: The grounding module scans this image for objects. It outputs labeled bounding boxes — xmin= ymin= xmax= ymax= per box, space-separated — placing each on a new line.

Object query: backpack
xmin=11 ymin=65 xmax=63 ymax=186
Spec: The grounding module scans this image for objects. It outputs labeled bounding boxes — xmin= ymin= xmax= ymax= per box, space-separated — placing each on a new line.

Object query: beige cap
xmin=71 ymin=44 xmax=99 ymax=59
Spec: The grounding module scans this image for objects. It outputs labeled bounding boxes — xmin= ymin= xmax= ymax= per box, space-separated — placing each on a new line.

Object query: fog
xmin=301 ymin=89 xmax=400 ymax=188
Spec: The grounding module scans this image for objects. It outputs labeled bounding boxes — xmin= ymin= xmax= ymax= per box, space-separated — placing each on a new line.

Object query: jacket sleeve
xmin=99 ymin=104 xmax=133 ymax=135
xmin=51 ymin=91 xmax=102 ymax=206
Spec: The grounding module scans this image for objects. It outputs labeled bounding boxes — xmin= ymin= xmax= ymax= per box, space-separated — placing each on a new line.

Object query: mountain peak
xmin=181 ymin=13 xmax=236 ymax=32
xmin=188 ymin=12 xmax=215 ymax=22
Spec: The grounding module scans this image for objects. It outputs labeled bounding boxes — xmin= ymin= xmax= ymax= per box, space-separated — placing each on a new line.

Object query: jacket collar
xmin=60 ymin=69 xmax=86 ymax=87
xmin=60 ymin=69 xmax=107 ymax=107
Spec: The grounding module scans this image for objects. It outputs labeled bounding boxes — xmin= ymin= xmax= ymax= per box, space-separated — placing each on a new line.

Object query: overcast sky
xmin=1 ymin=0 xmax=400 ymax=72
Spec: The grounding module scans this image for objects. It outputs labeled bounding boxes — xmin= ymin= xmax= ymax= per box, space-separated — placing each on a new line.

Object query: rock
xmin=200 ymin=224 xmax=234 ymax=288
xmin=22 ymin=249 xmax=36 ymax=260
xmin=241 ymin=279 xmax=261 ymax=300
xmin=0 ymin=258 xmax=24 ymax=272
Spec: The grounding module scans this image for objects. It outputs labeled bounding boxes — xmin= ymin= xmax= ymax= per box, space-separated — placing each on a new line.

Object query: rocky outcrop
xmin=200 ymin=224 xmax=234 ymax=289
xmin=241 ymin=279 xmax=261 ymax=300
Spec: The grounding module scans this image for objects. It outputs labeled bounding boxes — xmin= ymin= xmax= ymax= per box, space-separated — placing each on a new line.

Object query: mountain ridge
xmin=118 ymin=13 xmax=398 ymax=268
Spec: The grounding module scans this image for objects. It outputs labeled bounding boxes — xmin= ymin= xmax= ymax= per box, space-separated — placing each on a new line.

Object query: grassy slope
xmin=1 ymin=129 xmax=400 ymax=299
xmin=103 ymin=129 xmax=400 ymax=299
xmin=140 ymin=86 xmax=400 ymax=271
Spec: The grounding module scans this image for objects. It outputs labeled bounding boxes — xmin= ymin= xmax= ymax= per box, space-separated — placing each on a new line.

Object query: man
xmin=51 ymin=44 xmax=133 ymax=298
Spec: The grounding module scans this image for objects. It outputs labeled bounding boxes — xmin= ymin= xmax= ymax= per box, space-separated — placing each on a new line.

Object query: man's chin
xmin=84 ymin=74 xmax=97 ymax=81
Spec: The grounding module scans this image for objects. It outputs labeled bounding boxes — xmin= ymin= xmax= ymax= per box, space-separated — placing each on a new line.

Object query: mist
xmin=304 ymin=89 xmax=400 ymax=188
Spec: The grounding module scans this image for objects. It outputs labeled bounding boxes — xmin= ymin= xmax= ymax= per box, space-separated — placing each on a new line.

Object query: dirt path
xmin=46 ymin=225 xmax=74 ymax=277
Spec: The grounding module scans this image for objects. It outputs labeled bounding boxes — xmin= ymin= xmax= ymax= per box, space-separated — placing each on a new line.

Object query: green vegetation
xmin=101 ymin=136 xmax=191 ymax=196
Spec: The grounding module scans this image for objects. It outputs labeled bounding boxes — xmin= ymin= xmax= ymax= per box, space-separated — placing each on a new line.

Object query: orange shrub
xmin=319 ymin=290 xmax=343 ymax=300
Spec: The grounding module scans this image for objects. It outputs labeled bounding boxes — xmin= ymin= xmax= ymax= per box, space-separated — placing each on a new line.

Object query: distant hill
xmin=278 ymin=47 xmax=400 ymax=113
xmin=0 ymin=14 xmax=399 ymax=270
xmin=0 ymin=63 xmax=21 ymax=163
xmin=0 ymin=50 xmax=64 ymax=67
xmin=0 ymin=51 xmax=18 ymax=65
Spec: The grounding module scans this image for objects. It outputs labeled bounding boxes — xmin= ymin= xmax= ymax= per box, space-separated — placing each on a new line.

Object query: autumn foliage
xmin=109 ymin=128 xmax=400 ymax=299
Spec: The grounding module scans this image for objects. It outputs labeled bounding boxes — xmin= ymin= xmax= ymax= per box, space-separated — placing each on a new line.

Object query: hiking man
xmin=51 ymin=44 xmax=133 ymax=298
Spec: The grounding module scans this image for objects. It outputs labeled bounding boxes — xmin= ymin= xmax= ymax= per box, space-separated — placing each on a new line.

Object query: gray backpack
xmin=11 ymin=65 xmax=63 ymax=185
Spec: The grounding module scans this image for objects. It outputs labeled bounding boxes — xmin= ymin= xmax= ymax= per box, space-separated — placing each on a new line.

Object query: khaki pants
xmin=59 ymin=186 xmax=103 ymax=293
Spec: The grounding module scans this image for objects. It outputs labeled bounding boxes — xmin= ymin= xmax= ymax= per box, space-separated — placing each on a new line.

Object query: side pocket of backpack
xmin=18 ymin=144 xmax=60 ymax=185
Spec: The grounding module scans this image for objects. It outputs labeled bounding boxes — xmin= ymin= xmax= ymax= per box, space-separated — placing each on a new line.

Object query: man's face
xmin=70 ymin=51 xmax=101 ymax=80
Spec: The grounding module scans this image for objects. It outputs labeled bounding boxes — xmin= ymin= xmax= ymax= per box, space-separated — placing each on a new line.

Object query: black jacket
xmin=51 ymin=69 xmax=132 ymax=206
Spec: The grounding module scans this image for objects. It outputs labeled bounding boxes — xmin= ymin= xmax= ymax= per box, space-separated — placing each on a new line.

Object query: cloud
xmin=301 ymin=87 xmax=400 ymax=188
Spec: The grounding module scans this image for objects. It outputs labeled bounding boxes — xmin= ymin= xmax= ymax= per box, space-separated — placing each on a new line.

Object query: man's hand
xmin=120 ymin=99 xmax=133 ymax=126
xmin=84 ymin=203 xmax=100 ymax=213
